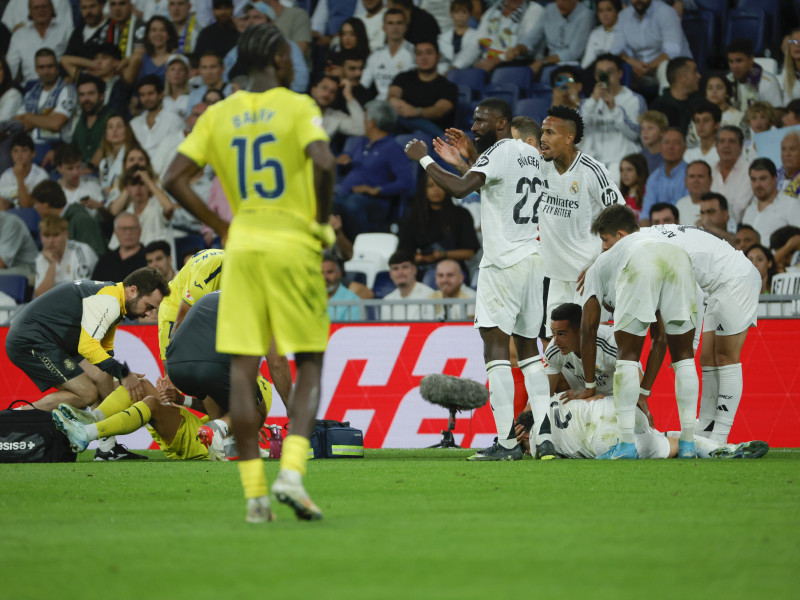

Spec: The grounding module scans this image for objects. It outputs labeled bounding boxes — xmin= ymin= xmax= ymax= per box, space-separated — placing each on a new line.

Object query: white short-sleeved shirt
xmin=109 ymin=198 xmax=174 ymax=254
xmin=381 ymin=282 xmax=436 ymax=321
xmin=61 ymin=177 xmax=104 ymax=206
xmin=0 ymin=164 xmax=50 ymax=204
xmin=35 ymin=240 xmax=98 ymax=288
xmin=6 ymin=20 xmax=72 ymax=83
xmin=360 ymin=43 xmax=415 ymax=100
xmin=468 ymin=138 xmax=543 ymax=269
xmin=638 ymin=224 xmax=755 ymax=294
xmin=682 ymin=144 xmax=720 ymax=170
xmin=539 ymin=151 xmax=623 ymax=282
xmin=741 ymin=195 xmax=800 ymax=246
xmin=544 ymin=324 xmax=620 ymax=396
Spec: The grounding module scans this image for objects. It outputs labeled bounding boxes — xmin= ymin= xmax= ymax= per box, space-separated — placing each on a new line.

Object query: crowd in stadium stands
xmin=2 ymin=0 xmax=800 ymax=320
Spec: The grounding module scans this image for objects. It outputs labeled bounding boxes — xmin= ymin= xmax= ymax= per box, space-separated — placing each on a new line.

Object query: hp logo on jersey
xmin=601 ymin=187 xmax=619 ymax=206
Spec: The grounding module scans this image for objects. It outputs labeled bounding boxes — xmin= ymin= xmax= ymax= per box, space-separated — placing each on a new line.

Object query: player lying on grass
xmin=53 ymin=292 xmax=292 ymax=460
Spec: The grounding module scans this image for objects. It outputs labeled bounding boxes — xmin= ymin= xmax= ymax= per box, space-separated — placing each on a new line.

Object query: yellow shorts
xmin=157 ymin=299 xmax=181 ymax=361
xmin=216 ymin=244 xmax=330 ymax=356
xmin=147 ymin=407 xmax=210 ymax=460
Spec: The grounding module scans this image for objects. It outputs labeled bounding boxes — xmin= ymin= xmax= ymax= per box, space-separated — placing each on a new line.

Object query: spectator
xmin=140 ymin=16 xmax=179 ymax=81
xmin=327 ymin=17 xmax=371 ymax=63
xmin=108 ymin=165 xmax=176 ymax=251
xmin=389 ymin=0 xmax=440 ymax=47
xmin=640 ymin=128 xmax=687 ymax=223
xmin=130 ymin=75 xmax=185 ymax=177
xmin=437 ymin=0 xmax=481 ymax=74
xmin=778 ymin=131 xmax=800 ymax=200
xmin=610 ymin=0 xmax=691 ymax=91
xmin=397 ymin=174 xmax=479 ymax=280
xmin=683 ymin=101 xmax=721 ymax=169
xmin=107 ymin=0 xmax=147 ymax=83
xmin=675 ymin=160 xmax=713 ymax=226
xmin=360 ymin=8 xmax=414 ymax=100
xmin=144 ymin=239 xmax=175 ymax=280
xmin=63 ymin=43 xmax=132 ymax=114
xmin=0 ymin=209 xmax=38 ymax=284
xmin=194 ymin=0 xmax=239 ymax=60
xmin=734 ymin=224 xmax=760 ymax=252
xmin=169 ymin=0 xmax=202 ymax=55
xmin=322 ymin=254 xmax=362 ymax=322
xmin=770 ymin=225 xmax=800 ymax=272
xmin=473 ymin=0 xmax=542 ymax=74
xmin=310 ymin=75 xmax=365 ymax=138
xmin=388 ymin=40 xmax=458 ymax=136
xmin=200 ymin=175 xmax=232 ymax=246
xmin=746 ymin=244 xmax=777 ymax=294
xmin=580 ymin=53 xmax=645 ymax=180
xmin=54 ymin=144 xmax=104 ymax=207
xmin=581 ymin=0 xmax=621 ymax=70
xmin=512 ymin=0 xmax=594 ymax=77
xmin=699 ymin=192 xmax=736 ymax=246
xmin=783 ymin=27 xmax=800 ymax=105
xmin=744 ymin=101 xmax=780 ymax=164
xmin=649 ymin=201 xmax=678 ymax=225
xmin=97 ymin=114 xmax=138 ymax=199
xmin=14 ymin=48 xmax=77 ymax=164
xmin=358 ymin=0 xmax=388 ymax=52
xmin=618 ymin=153 xmax=648 ymax=220
xmin=711 ymin=125 xmax=750 ymax=222
xmin=311 ymin=1 xmax=361 ymax=48
xmin=549 ymin=64 xmax=583 ymax=111
xmin=188 ymin=52 xmax=232 ymax=114
xmin=638 ymin=109 xmax=666 ymax=174
xmin=726 ymin=38 xmax=782 ymax=112
xmin=0 ymin=133 xmax=49 ymax=210
xmin=0 ymin=56 xmax=23 ymax=122
xmin=202 ymin=88 xmax=224 ymax=105
xmin=782 ymin=99 xmax=800 ymax=127
xmin=329 ymin=49 xmax=376 ymax=110
xmin=33 ymin=215 xmax=98 ymax=298
xmin=704 ymin=74 xmax=744 ymax=129
xmin=63 ymin=0 xmax=111 ymax=61
xmin=3 ymin=0 xmax=73 ymax=32
xmin=429 ymin=258 xmax=475 ymax=320
xmin=743 ymin=158 xmax=800 ymax=245
xmin=334 ymin=100 xmax=414 ymax=238
xmin=261 ymin=0 xmax=312 ymax=56
xmin=91 ymin=212 xmax=147 ymax=280
xmin=163 ymin=54 xmax=191 ymax=119
xmin=380 ymin=250 xmax=435 ymax=321
xmin=6 ymin=0 xmax=72 ymax=84
xmin=32 ymin=180 xmax=107 ymax=257
xmin=649 ymin=57 xmax=701 ymax=136
xmin=72 ymin=74 xmax=115 ymax=167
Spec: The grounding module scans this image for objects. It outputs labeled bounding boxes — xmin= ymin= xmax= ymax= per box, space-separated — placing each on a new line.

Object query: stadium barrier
xmin=2 ymin=318 xmax=798 ymax=449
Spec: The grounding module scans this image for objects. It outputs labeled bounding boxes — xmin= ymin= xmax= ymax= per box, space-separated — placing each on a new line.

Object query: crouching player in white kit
xmin=404 ymin=98 xmax=551 ymax=461
xmin=514 ymin=304 xmax=768 ymax=459
xmin=579 ymin=205 xmax=700 ymax=459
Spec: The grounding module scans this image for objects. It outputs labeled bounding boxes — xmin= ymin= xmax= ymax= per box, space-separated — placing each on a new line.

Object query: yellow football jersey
xmin=177 ymin=88 xmax=329 ymax=252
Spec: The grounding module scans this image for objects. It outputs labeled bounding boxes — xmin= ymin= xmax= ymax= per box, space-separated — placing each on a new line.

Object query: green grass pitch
xmin=1 ymin=449 xmax=798 ymax=600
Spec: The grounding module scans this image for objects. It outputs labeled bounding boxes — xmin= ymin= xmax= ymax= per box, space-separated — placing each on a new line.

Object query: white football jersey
xmin=638 ymin=225 xmax=756 ymax=294
xmin=34 ymin=240 xmax=98 ymax=289
xmin=538 ymin=151 xmax=623 ymax=282
xmin=549 ymin=395 xmax=619 ymax=459
xmin=468 ymin=138 xmax=544 ymax=269
xmin=544 ymin=324 xmax=621 ymax=395
xmin=359 ymin=42 xmax=415 ymax=100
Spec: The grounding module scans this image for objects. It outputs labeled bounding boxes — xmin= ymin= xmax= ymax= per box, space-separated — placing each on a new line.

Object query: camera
xmin=598 ymin=71 xmax=610 ymax=87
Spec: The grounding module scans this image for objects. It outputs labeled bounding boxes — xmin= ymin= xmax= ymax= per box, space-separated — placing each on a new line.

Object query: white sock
xmin=614 ymin=360 xmax=640 ymax=444
xmin=210 ymin=419 xmax=229 ymax=438
xmin=673 ymin=359 xmax=699 ymax=442
xmin=697 ymin=366 xmax=718 ymax=437
xmin=92 ymin=408 xmax=106 ymax=421
xmin=98 ymin=435 xmax=117 ymax=451
xmin=693 ymin=435 xmax=719 ymax=459
xmin=518 ymin=356 xmax=550 ymax=445
xmin=86 ymin=424 xmax=99 ymax=441
xmin=486 ymin=360 xmax=516 ymax=449
xmin=711 ymin=363 xmax=743 ymax=445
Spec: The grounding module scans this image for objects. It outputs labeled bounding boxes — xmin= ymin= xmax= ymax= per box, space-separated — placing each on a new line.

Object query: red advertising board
xmin=1 ymin=320 xmax=798 ymax=448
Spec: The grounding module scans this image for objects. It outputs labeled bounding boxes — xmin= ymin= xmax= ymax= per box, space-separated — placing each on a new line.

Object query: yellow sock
xmin=279 ymin=435 xmax=310 ymax=477
xmin=238 ymin=458 xmax=268 ymax=499
xmin=96 ymin=386 xmax=134 ymax=419
xmin=96 ymin=401 xmax=152 ymax=438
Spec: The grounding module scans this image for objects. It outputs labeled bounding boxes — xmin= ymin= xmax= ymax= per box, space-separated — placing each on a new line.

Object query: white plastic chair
xmin=344 ymin=233 xmax=399 ymax=288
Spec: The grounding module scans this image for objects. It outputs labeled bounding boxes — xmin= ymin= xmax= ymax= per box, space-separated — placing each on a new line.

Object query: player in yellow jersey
xmin=157 ymin=248 xmax=225 ymax=361
xmin=165 ymin=24 xmax=336 ymax=523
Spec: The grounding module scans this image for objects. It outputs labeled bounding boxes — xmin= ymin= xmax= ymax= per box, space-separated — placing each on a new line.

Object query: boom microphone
xmin=420 ymin=374 xmax=489 ymax=410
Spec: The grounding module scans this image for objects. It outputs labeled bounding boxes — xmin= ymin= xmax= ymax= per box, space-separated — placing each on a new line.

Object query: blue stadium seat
xmin=683 ymin=10 xmax=715 ymax=72
xmin=740 ymin=0 xmax=778 ymax=44
xmin=456 ymin=84 xmax=472 ymax=106
xmin=490 ymin=66 xmax=533 ymax=97
xmin=695 ymin=0 xmax=728 ymax=40
xmin=0 ymin=275 xmax=28 ymax=304
xmin=422 ymin=268 xmax=438 ymax=290
xmin=483 ymin=83 xmax=520 ymax=106
xmin=175 ymin=234 xmax=206 ymax=260
xmin=446 ymin=68 xmax=486 ymax=99
xmin=725 ymin=9 xmax=766 ymax=55
xmin=372 ymin=270 xmax=395 ymax=299
xmin=515 ymin=96 xmax=550 ymax=123
xmin=455 ymin=100 xmax=478 ymax=130
xmin=7 ymin=207 xmax=40 ymax=236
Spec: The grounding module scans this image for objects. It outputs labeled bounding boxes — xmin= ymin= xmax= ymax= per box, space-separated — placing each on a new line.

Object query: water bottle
xmin=268 ymin=425 xmax=283 ymax=459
